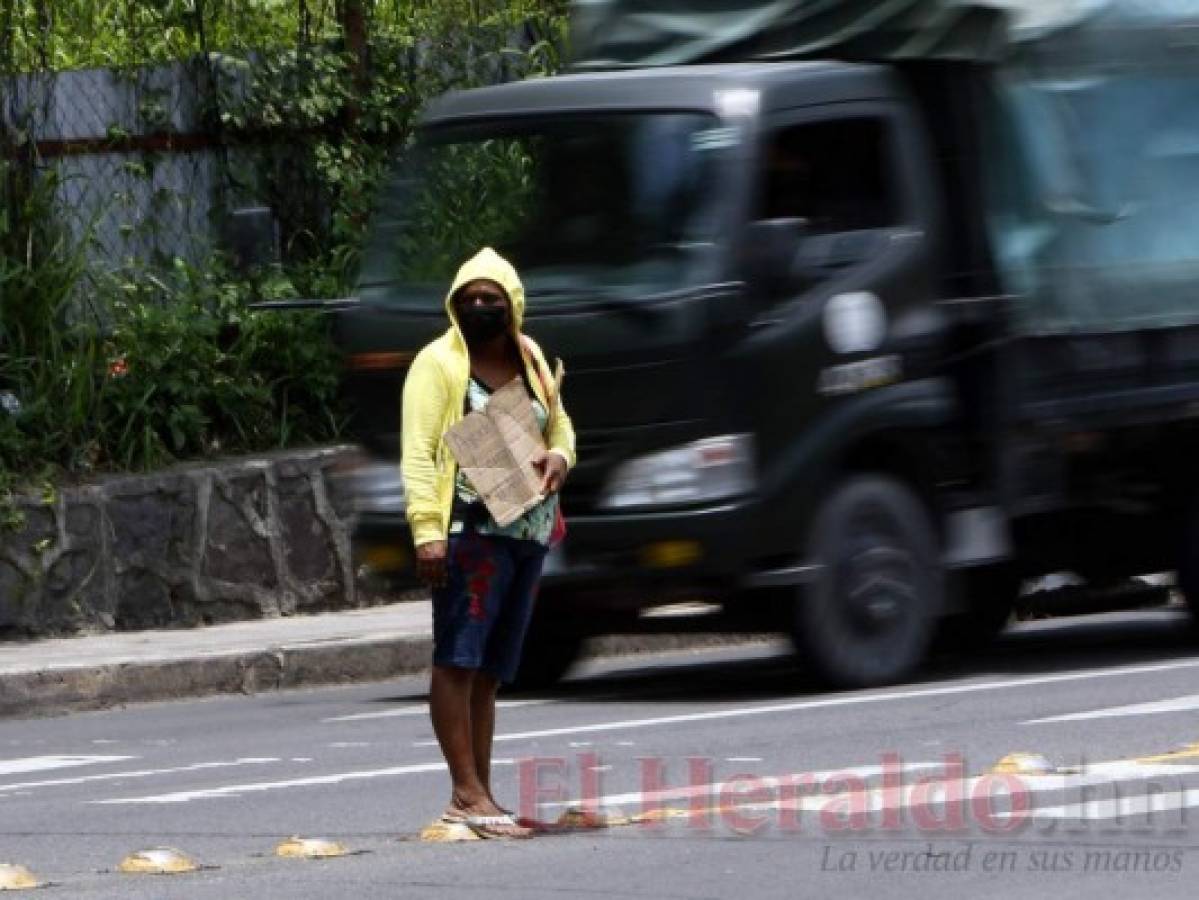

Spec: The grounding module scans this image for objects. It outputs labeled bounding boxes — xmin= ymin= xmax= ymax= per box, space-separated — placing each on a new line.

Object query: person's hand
xmin=533 ymin=451 xmax=568 ymax=496
xmin=415 ymin=540 xmax=448 ymax=588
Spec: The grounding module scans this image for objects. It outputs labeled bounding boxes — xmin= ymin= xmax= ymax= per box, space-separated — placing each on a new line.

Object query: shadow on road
xmin=368 ymin=609 xmax=1199 ymax=709
xmin=537 ymin=609 xmax=1199 ymax=704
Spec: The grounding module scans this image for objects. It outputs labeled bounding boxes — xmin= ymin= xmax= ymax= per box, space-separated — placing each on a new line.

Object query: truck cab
xmin=339 ymin=40 xmax=1199 ymax=688
xmin=339 ymin=60 xmax=991 ymax=687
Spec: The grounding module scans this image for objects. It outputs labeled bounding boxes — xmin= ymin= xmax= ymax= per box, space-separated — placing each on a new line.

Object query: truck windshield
xmin=359 ymin=113 xmax=729 ymax=301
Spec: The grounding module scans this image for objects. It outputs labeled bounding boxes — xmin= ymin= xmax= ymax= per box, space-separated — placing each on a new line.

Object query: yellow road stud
xmin=419 ymin=820 xmax=482 ymax=843
xmin=990 ymin=752 xmax=1055 ymax=776
xmin=275 ymin=837 xmax=349 ymax=859
xmin=117 ymin=847 xmax=199 ymax=875
xmin=0 ymin=863 xmax=43 ymax=891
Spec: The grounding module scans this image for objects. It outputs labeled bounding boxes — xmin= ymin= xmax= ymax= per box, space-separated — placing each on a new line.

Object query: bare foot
xmin=486 ymin=790 xmax=515 ymax=817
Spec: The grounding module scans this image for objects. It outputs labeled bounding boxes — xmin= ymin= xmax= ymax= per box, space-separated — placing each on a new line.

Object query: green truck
xmin=335 ymin=0 xmax=1199 ymax=688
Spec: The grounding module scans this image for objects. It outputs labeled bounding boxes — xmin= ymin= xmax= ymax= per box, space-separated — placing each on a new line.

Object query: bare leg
xmin=470 ymin=673 xmax=500 ymax=799
xmin=429 ymin=665 xmax=486 ymax=807
xmin=429 ymin=665 xmax=529 ymax=837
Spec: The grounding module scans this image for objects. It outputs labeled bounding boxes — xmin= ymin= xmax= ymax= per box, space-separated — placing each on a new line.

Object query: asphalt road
xmin=5 ymin=608 xmax=1199 ymax=899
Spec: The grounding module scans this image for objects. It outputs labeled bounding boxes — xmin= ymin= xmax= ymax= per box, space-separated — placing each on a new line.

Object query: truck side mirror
xmin=741 ymin=217 xmax=808 ymax=300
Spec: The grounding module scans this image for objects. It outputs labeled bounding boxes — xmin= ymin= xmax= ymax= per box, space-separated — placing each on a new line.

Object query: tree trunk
xmin=340 ymin=0 xmax=369 ymax=128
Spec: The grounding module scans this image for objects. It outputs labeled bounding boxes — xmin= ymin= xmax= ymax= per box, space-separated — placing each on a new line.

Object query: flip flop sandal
xmin=441 ymin=812 xmax=532 ymax=840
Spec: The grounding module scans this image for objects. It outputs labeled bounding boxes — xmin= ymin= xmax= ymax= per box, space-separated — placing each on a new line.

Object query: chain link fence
xmin=1 ymin=27 xmax=542 ymax=304
xmin=14 ymin=61 xmax=216 ymax=273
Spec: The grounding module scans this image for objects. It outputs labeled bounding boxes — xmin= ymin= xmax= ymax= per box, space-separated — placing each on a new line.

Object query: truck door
xmin=730 ymin=100 xmax=940 ymax=535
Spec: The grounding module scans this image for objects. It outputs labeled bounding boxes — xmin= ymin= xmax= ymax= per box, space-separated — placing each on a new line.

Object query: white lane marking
xmin=1056 ymin=761 xmax=1199 ymax=780
xmin=766 ymin=762 xmax=1199 ymax=819
xmin=726 ymin=757 xmax=763 ymax=763
xmin=0 ymin=758 xmax=281 ymax=793
xmin=0 ymin=755 xmax=133 ymax=776
xmin=550 ymin=763 xmax=941 ymax=810
xmin=1028 ymin=789 xmax=1199 ymax=821
xmin=322 ymin=699 xmax=549 ymax=723
xmin=415 ymin=656 xmax=1199 ymax=746
xmin=563 ymin=762 xmax=1199 ymax=819
xmin=1025 ymin=693 xmax=1199 ymax=724
xmin=90 ymin=759 xmax=514 ymax=805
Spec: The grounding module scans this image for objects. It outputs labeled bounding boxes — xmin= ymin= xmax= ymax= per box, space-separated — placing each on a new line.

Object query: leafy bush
xmin=0 ymin=161 xmax=104 ymax=479
xmin=0 ymin=0 xmax=567 ymax=496
xmin=0 ymin=250 xmax=344 ymax=481
xmin=1 ymin=157 xmax=340 ymax=482
xmin=96 ymin=294 xmax=342 ymax=470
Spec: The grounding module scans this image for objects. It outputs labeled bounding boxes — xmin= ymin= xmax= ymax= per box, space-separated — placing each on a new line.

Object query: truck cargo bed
xmin=1010 ymin=328 xmax=1199 ymax=429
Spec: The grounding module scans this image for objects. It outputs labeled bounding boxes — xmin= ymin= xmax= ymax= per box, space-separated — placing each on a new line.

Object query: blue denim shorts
xmin=431 ymin=529 xmax=548 ymax=683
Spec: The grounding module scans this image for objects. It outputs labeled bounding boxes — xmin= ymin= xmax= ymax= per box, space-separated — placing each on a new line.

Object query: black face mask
xmin=458 ymin=305 xmax=508 ymax=343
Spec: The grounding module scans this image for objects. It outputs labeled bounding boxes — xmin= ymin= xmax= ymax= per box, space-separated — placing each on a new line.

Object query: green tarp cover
xmin=570 ymin=0 xmax=1065 ymax=68
xmin=571 ymin=1 xmax=1199 ymax=334
xmin=982 ymin=1 xmax=1199 ymax=332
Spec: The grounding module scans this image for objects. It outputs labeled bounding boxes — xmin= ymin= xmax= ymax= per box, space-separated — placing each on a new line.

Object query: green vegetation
xmin=1 ymin=1 xmax=567 ymax=72
xmin=393 ymin=138 xmax=540 ymax=284
xmin=0 ymin=0 xmax=567 ymax=507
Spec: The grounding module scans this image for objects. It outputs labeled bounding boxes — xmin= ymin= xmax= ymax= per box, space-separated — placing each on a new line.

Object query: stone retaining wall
xmin=0 ymin=447 xmax=364 ymax=638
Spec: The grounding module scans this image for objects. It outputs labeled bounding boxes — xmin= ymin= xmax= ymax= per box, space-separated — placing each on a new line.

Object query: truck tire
xmin=791 ymin=475 xmax=943 ymax=688
xmin=509 ymin=600 xmax=585 ymax=691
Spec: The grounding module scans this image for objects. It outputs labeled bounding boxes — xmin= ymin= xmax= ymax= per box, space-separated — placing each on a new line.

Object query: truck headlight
xmin=598 ymin=434 xmax=755 ymax=510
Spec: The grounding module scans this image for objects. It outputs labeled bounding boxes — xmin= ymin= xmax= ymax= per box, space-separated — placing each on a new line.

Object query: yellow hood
xmin=445 ymin=247 xmax=526 ymax=336
xmin=401 ymin=246 xmax=576 ymax=547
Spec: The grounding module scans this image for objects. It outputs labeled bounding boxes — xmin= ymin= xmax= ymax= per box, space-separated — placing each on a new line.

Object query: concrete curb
xmin=0 ymin=635 xmax=434 ymax=720
xmin=0 ymin=632 xmax=775 ymax=720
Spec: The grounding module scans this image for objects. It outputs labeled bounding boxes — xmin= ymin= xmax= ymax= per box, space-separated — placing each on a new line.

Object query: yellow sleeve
xmin=401 ymin=349 xmax=449 ymax=546
xmin=547 ymin=384 xmax=576 ymax=469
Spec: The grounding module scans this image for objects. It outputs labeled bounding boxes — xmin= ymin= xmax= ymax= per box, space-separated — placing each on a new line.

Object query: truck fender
xmin=757 ymin=376 xmax=957 ymax=545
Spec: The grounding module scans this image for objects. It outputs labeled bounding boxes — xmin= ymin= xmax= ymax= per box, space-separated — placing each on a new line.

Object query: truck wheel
xmin=934 ymin=566 xmax=1019 ymax=653
xmin=509 ymin=601 xmax=585 ymax=691
xmin=792 ymin=475 xmax=942 ymax=688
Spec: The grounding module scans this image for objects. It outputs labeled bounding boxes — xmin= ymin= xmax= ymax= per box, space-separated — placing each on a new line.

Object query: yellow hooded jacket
xmin=401 ymin=248 xmax=576 ymax=547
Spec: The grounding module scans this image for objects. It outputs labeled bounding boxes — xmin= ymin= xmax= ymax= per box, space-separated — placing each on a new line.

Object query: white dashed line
xmin=89 ymin=759 xmax=516 ymax=804
xmin=1025 ymin=693 xmax=1199 ymax=724
xmin=413 ymin=657 xmax=1199 ymax=746
xmin=0 ymin=755 xmax=133 ymax=776
xmin=322 ymin=699 xmax=550 ymax=723
xmin=0 ymin=758 xmax=281 ymax=793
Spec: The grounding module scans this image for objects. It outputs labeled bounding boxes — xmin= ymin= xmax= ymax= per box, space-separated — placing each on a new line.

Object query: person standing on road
xmin=401 ymin=247 xmax=575 ymax=839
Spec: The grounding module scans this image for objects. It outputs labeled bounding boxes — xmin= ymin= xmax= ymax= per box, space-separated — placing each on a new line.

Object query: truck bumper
xmin=351 ymin=497 xmax=797 ymax=603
